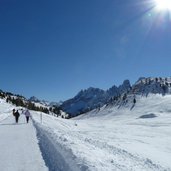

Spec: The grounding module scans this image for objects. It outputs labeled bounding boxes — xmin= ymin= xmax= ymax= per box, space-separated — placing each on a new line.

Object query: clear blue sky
xmin=0 ymin=0 xmax=171 ymax=101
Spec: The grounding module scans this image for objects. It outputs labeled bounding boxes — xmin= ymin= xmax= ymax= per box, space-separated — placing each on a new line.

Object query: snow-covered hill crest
xmin=131 ymin=77 xmax=171 ymax=95
xmin=29 ymin=96 xmax=60 ymax=107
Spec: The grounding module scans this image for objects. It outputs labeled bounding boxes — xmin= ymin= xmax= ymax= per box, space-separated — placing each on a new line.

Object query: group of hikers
xmin=12 ymin=109 xmax=31 ymax=124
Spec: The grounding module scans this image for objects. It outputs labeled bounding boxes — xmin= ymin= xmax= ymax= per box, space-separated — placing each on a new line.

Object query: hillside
xmin=0 ymin=90 xmax=66 ymax=118
xmin=61 ymin=77 xmax=171 ymax=117
xmin=61 ymin=80 xmax=131 ymax=116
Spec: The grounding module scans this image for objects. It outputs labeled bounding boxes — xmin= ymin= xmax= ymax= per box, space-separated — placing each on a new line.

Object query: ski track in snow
xmin=34 ymin=122 xmax=85 ymax=171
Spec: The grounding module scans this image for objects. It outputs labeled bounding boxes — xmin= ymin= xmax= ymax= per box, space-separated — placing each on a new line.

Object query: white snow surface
xmin=0 ymin=99 xmax=13 ymax=122
xmin=0 ymin=95 xmax=171 ymax=171
xmin=32 ymin=94 xmax=171 ymax=171
xmin=0 ymin=99 xmax=48 ymax=171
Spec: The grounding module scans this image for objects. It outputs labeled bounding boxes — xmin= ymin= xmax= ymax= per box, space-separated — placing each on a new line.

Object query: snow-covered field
xmin=32 ymin=94 xmax=171 ymax=171
xmin=0 ymin=95 xmax=171 ymax=171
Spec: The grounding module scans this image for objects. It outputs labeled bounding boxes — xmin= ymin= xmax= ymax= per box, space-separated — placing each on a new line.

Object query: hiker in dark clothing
xmin=13 ymin=109 xmax=20 ymax=123
xmin=12 ymin=109 xmax=15 ymax=116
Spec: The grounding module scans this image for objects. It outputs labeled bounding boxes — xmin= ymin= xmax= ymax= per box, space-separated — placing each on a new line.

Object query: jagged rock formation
xmin=61 ymin=80 xmax=131 ymax=116
xmin=61 ymin=77 xmax=171 ymax=116
xmin=131 ymin=77 xmax=171 ymax=96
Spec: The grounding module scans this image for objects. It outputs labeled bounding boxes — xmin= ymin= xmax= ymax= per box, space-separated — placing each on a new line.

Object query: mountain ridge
xmin=61 ymin=77 xmax=171 ymax=116
xmin=61 ymin=79 xmax=132 ymax=116
xmin=1 ymin=76 xmax=171 ymax=118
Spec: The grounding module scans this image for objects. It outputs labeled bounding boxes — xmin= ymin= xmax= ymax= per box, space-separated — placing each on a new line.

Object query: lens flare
xmin=155 ymin=0 xmax=171 ymax=11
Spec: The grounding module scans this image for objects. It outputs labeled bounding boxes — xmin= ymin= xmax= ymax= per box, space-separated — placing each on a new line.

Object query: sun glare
xmin=155 ymin=0 xmax=171 ymax=11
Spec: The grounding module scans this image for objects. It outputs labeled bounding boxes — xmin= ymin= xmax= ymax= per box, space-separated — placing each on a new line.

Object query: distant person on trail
xmin=12 ymin=109 xmax=20 ymax=123
xmin=12 ymin=109 xmax=15 ymax=116
xmin=130 ymin=97 xmax=136 ymax=110
xmin=24 ymin=109 xmax=31 ymax=123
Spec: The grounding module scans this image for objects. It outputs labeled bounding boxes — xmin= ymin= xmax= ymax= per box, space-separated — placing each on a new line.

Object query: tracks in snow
xmin=33 ymin=119 xmax=171 ymax=171
xmin=33 ymin=121 xmax=88 ymax=171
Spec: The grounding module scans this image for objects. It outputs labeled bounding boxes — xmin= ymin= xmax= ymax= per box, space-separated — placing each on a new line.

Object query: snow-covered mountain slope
xmin=31 ymin=94 xmax=171 ymax=171
xmin=29 ymin=96 xmax=60 ymax=107
xmin=61 ymin=80 xmax=131 ymax=116
xmin=131 ymin=77 xmax=171 ymax=95
xmin=61 ymin=77 xmax=171 ymax=117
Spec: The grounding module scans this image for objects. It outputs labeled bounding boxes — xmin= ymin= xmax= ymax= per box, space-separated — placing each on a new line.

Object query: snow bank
xmin=0 ymin=99 xmax=15 ymax=122
xmin=33 ymin=121 xmax=82 ymax=171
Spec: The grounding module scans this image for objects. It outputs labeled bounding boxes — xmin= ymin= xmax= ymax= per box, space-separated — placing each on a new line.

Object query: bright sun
xmin=155 ymin=0 xmax=171 ymax=11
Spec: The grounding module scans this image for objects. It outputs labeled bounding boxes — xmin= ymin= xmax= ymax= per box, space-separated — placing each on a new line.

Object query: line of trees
xmin=0 ymin=91 xmax=61 ymax=116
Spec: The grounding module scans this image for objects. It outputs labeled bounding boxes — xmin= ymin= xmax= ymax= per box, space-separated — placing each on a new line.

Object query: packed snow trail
xmin=0 ymin=114 xmax=48 ymax=171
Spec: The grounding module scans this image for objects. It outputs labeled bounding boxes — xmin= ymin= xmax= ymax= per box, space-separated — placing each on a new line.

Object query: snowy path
xmin=0 ymin=114 xmax=48 ymax=171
